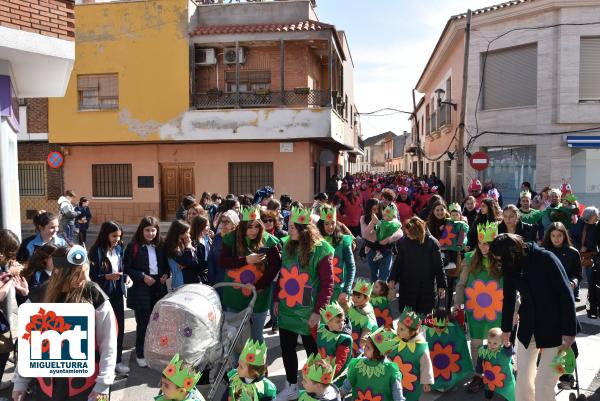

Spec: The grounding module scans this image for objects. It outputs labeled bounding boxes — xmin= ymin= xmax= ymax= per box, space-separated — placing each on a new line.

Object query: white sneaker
xmin=136 ymin=357 xmax=148 ymax=368
xmin=116 ymin=362 xmax=130 ymax=374
xmin=276 ymin=382 xmax=298 ymax=401
xmin=0 ymin=380 xmax=12 ymax=390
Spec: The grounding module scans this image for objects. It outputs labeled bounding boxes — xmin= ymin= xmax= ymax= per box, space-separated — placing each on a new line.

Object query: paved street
xmin=2 ymin=226 xmax=599 ymax=400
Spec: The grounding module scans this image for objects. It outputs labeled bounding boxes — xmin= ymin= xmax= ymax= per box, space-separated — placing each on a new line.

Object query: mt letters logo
xmin=18 ymin=303 xmax=95 ymax=377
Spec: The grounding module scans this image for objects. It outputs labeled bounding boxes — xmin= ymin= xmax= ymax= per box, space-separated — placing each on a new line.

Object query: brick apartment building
xmin=1 ymin=0 xmax=74 ymax=235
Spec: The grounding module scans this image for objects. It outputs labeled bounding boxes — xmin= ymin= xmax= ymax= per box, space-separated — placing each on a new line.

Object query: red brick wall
xmin=0 ymin=0 xmax=75 ymax=41
xmin=26 ymin=98 xmax=48 ymax=133
xmin=195 ymin=42 xmax=326 ymax=93
xmin=18 ymin=142 xmax=63 ymax=200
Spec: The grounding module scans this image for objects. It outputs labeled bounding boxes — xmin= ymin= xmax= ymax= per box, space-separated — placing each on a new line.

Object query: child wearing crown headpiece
xmin=227 ymin=339 xmax=276 ymax=401
xmin=348 ymin=278 xmax=378 ymax=357
xmin=157 ymin=354 xmax=204 ymax=401
xmin=388 ymin=307 xmax=433 ymax=401
xmin=299 ymin=354 xmax=341 ymax=401
xmin=371 ymin=204 xmax=402 ymax=262
xmin=311 ymin=302 xmax=353 ymax=384
xmin=340 ymin=327 xmax=404 ymax=401
xmin=453 ymin=221 xmax=512 ymax=394
xmin=370 ymin=280 xmax=393 ymax=329
xmin=474 ymin=328 xmax=515 ymax=401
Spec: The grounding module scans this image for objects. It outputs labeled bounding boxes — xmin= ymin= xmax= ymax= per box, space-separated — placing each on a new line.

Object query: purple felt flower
xmin=152 ymin=312 xmax=159 ymax=321
xmin=183 ymin=327 xmax=192 ymax=337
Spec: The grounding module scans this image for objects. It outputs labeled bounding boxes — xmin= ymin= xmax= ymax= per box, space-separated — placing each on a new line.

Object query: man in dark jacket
xmin=388 ymin=229 xmax=447 ymax=314
xmin=490 ymin=234 xmax=577 ymax=401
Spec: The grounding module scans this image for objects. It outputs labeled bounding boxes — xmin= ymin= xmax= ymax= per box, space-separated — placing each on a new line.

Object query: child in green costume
xmin=340 ymin=327 xmax=405 ymax=401
xmin=371 ymin=280 xmax=393 ymax=329
xmin=310 ymin=302 xmax=353 ymax=382
xmin=373 ymin=205 xmax=402 ymax=262
xmin=299 ymin=354 xmax=342 ymax=401
xmin=475 ymin=328 xmax=515 ymax=401
xmin=227 ymin=339 xmax=276 ymax=401
xmin=348 ymin=278 xmax=378 ymax=356
xmin=389 ymin=307 xmax=433 ymax=401
xmin=156 ymin=354 xmax=205 ymax=401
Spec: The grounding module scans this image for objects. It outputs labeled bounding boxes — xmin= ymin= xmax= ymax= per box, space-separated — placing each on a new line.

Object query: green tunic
xmin=439 ymin=219 xmax=469 ymax=251
xmin=325 ymin=234 xmax=354 ymax=302
xmin=315 ymin=323 xmax=353 ymax=380
xmin=278 ymin=239 xmax=334 ymax=336
xmin=346 ymin=357 xmax=402 ymax=401
xmin=376 ymin=220 xmax=402 ymax=241
xmin=388 ymin=337 xmax=429 ymax=401
xmin=519 ymin=208 xmax=542 ymax=225
xmin=425 ymin=323 xmax=474 ymax=392
xmin=348 ymin=303 xmax=378 ymax=356
xmin=541 ymin=204 xmax=577 ymax=229
xmin=371 ymin=296 xmax=393 ymax=329
xmin=227 ymin=369 xmax=277 ymax=401
xmin=463 ymin=252 xmax=504 ymax=340
xmin=221 ymin=232 xmax=280 ymax=313
xmin=478 ymin=345 xmax=516 ymax=401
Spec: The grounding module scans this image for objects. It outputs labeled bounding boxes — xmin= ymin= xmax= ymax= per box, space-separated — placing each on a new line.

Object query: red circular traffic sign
xmin=47 ymin=151 xmax=64 ymax=169
xmin=469 ymin=151 xmax=490 ymax=171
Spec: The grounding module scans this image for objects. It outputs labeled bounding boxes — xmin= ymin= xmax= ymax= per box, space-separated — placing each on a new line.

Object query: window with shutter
xmin=580 ymin=37 xmax=600 ymax=101
xmin=77 ymin=74 xmax=119 ymax=110
xmin=482 ymin=43 xmax=537 ymax=110
xmin=225 ymin=70 xmax=271 ymax=93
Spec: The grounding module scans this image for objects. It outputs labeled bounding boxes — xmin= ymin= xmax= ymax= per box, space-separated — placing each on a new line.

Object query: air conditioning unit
xmin=195 ymin=48 xmax=216 ymax=65
xmin=223 ymin=47 xmax=246 ymax=64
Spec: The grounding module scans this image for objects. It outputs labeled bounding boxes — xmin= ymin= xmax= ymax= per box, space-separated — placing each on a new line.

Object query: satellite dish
xmin=319 ymin=149 xmax=335 ymax=166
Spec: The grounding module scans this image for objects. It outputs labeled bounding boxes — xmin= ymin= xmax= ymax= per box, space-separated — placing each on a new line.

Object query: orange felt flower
xmin=249 ymin=212 xmax=257 ymax=220
xmin=482 ymin=361 xmax=506 ymax=391
xmin=325 ymin=311 xmax=333 ymax=321
xmin=332 ymin=257 xmax=343 ymax=284
xmin=297 ymin=215 xmax=308 ymax=224
xmin=392 ymin=355 xmax=417 ymax=392
xmin=245 ymin=353 xmax=256 ymax=363
xmin=430 ymin=342 xmax=461 ymax=381
xmin=478 ymin=232 xmax=485 ymax=242
xmin=320 ymin=373 xmax=332 ymax=384
xmin=439 ymin=224 xmax=457 ymax=247
xmin=164 ymin=364 xmax=176 ymax=377
xmin=356 ymin=389 xmax=382 ymax=401
xmin=374 ymin=307 xmax=393 ymax=329
xmin=302 ymin=363 xmax=310 ymax=376
xmin=352 ymin=331 xmax=360 ymax=355
xmin=183 ymin=377 xmax=195 ymax=390
xmin=278 ymin=265 xmax=310 ymax=307
xmin=160 ymin=336 xmax=169 ymax=346
xmin=227 ymin=264 xmax=264 ymax=296
xmin=465 ymin=279 xmax=503 ymax=322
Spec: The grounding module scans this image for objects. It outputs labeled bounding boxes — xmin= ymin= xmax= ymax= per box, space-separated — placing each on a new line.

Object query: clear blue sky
xmin=315 ymin=0 xmax=504 ymax=138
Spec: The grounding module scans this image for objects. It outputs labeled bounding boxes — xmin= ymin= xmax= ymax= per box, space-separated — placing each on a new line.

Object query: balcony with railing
xmin=194 ymin=89 xmax=332 ymax=110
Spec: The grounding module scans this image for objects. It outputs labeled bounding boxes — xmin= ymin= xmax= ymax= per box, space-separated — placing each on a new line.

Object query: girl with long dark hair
xmin=276 ymin=206 xmax=334 ymax=401
xmin=124 ymin=216 xmax=169 ymax=368
xmin=542 ymin=222 xmax=582 ymax=302
xmin=220 ymin=205 xmax=281 ymax=342
xmin=89 ymin=220 xmax=131 ymax=375
xmin=467 ymin=198 xmax=499 ymax=249
xmin=190 ymin=215 xmax=210 ymax=284
xmin=21 ymin=243 xmax=57 ymax=290
xmin=164 ymin=220 xmax=203 ymax=289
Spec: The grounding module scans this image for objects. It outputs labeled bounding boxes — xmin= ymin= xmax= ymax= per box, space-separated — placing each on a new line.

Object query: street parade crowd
xmin=0 ymin=170 xmax=597 ymax=401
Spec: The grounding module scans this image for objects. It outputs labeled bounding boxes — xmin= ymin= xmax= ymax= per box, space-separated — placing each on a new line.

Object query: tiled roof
xmin=452 ymin=0 xmax=533 ymax=20
xmin=191 ymin=20 xmax=334 ymax=36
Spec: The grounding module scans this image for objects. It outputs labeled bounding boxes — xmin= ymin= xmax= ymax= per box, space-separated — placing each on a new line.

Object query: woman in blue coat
xmin=491 ymin=233 xmax=578 ymax=401
xmin=123 ymin=216 xmax=169 ymax=368
xmin=89 ymin=220 xmax=132 ymax=375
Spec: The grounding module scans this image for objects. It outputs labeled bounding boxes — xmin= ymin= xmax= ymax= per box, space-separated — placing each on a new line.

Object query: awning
xmin=565 ymin=135 xmax=600 ymax=148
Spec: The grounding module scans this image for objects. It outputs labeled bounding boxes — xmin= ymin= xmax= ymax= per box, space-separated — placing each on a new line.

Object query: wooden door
xmin=160 ymin=164 xmax=195 ymax=220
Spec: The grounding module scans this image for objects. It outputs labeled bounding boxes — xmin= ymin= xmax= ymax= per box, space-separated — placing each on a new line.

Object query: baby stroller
xmin=144 ymin=282 xmax=257 ymax=401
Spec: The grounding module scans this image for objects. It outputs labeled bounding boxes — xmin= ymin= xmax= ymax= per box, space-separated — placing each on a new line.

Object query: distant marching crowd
xmin=0 ymin=169 xmax=595 ymax=401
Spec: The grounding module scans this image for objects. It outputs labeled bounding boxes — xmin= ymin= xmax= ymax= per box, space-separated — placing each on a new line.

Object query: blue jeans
xmin=226 ymin=308 xmax=268 ymax=342
xmin=366 ymin=249 xmax=393 ymax=282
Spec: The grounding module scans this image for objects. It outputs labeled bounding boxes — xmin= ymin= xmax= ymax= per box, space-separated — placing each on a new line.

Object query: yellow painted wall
xmin=49 ymin=0 xmax=190 ymax=143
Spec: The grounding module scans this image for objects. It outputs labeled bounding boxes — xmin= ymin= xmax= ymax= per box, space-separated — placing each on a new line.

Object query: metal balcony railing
xmin=194 ymin=89 xmax=332 ymax=109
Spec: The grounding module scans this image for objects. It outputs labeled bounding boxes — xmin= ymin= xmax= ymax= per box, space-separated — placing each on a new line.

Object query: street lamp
xmin=434 ymin=88 xmax=457 ymax=111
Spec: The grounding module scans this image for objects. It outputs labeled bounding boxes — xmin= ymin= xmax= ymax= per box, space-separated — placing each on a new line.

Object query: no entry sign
xmin=469 ymin=151 xmax=489 ymax=171
xmin=47 ymin=151 xmax=64 ymax=169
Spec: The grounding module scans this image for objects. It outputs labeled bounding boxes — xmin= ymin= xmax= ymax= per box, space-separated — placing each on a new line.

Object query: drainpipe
xmin=280 ymin=39 xmax=285 ymax=107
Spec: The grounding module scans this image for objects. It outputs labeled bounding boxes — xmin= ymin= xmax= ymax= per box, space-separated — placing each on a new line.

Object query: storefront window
xmin=482 ymin=146 xmax=536 ymax=205
xmin=571 ymin=149 xmax=600 ymax=206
